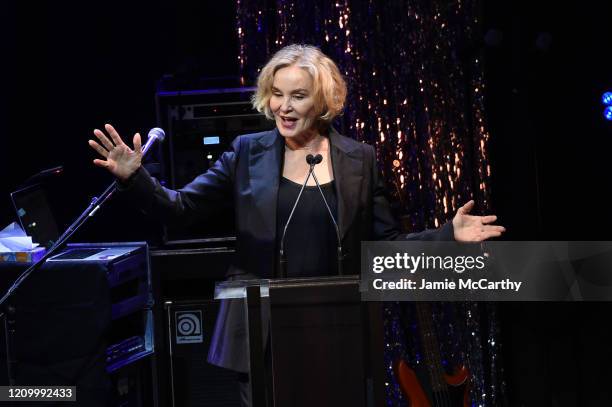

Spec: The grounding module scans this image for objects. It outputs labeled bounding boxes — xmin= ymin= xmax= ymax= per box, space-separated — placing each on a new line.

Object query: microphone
xmin=89 ymin=127 xmax=165 ymax=218
xmin=306 ymin=154 xmax=322 ymax=165
xmin=278 ymin=155 xmax=318 ymax=278
xmin=309 ymin=154 xmax=344 ymax=275
xmin=141 ymin=127 xmax=166 ymax=156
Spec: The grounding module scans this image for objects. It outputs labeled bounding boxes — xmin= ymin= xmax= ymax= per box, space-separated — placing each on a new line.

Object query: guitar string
xmin=431 ymin=303 xmax=453 ymax=407
xmin=418 ymin=303 xmax=446 ymax=407
xmin=420 ymin=302 xmax=453 ymax=407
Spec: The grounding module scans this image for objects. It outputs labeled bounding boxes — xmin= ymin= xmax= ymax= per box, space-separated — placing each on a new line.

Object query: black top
xmin=276 ymin=176 xmax=339 ymax=277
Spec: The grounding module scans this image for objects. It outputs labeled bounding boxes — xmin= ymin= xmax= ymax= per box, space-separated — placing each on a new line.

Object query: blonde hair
xmin=252 ymin=44 xmax=347 ymax=124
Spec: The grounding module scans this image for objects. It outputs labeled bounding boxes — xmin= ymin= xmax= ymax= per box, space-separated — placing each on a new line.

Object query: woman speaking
xmin=88 ymin=44 xmax=504 ymax=404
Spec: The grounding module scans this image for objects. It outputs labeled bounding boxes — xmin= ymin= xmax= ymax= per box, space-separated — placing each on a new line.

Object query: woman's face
xmin=269 ymin=65 xmax=318 ymax=139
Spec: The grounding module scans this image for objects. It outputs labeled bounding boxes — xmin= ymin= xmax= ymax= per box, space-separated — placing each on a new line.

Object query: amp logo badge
xmin=175 ymin=311 xmax=203 ymax=344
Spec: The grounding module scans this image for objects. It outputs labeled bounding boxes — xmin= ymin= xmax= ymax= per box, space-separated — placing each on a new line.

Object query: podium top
xmin=214 ymin=275 xmax=359 ymax=299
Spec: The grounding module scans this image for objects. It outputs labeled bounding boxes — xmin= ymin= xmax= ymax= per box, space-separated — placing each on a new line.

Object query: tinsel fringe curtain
xmin=236 ymin=0 xmax=505 ymax=405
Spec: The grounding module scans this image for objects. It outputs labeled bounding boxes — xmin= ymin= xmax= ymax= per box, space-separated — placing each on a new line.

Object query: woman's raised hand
xmin=89 ymin=124 xmax=142 ymax=182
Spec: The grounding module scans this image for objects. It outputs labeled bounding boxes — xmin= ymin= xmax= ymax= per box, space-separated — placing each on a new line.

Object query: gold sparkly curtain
xmin=236 ymin=3 xmax=503 ymax=403
xmin=236 ymin=0 xmax=492 ymax=230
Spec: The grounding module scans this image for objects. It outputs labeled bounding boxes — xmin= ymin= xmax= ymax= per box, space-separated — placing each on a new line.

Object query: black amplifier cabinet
xmin=155 ymin=86 xmax=274 ymax=242
xmin=155 ymin=86 xmax=273 ymax=189
xmin=163 ymin=300 xmax=241 ymax=407
xmin=151 ymin=236 xmax=235 ymax=301
xmin=47 ymin=242 xmax=158 ymax=406
xmin=149 ymin=236 xmax=237 ymax=406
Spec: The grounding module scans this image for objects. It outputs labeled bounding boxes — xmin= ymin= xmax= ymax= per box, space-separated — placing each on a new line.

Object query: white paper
xmin=0 ymin=222 xmax=39 ymax=252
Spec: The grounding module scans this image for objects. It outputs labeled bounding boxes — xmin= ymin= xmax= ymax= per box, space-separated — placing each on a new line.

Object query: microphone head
xmin=147 ymin=127 xmax=166 ymax=142
xmin=306 ymin=154 xmax=323 ymax=165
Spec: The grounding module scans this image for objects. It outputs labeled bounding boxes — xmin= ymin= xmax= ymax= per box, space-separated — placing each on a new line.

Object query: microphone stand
xmin=0 ymin=181 xmax=118 ymax=384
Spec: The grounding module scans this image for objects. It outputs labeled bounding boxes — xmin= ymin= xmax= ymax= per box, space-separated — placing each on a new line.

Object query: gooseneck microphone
xmin=278 ymin=155 xmax=318 ymax=278
xmin=309 ymin=154 xmax=344 ymax=276
xmin=306 ymin=153 xmax=322 ymax=165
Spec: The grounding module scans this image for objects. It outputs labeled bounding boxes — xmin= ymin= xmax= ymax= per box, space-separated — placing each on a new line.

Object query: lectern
xmin=215 ymin=275 xmax=385 ymax=407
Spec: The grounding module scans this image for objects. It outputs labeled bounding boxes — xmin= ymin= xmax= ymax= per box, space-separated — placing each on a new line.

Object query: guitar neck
xmin=415 ymin=302 xmax=446 ymax=392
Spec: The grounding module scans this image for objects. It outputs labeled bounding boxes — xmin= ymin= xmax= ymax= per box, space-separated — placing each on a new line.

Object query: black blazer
xmin=125 ymin=127 xmax=453 ymax=276
xmin=122 ymin=127 xmax=454 ymax=371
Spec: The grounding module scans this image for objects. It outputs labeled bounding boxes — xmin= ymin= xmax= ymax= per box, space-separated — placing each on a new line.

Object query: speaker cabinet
xmin=164 ymin=300 xmax=241 ymax=407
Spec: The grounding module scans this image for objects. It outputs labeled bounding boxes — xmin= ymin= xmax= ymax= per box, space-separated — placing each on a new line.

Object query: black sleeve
xmin=367 ymin=144 xmax=455 ymax=241
xmin=116 ymin=135 xmax=241 ymax=225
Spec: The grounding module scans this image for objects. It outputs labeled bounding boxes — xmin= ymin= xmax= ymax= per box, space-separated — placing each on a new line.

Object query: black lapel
xmin=329 ymin=128 xmax=364 ymax=240
xmin=249 ymin=128 xmax=284 ymax=238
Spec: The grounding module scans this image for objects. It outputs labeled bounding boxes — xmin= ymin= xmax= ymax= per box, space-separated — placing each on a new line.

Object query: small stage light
xmin=602 ymin=92 xmax=612 ymax=106
xmin=604 ymin=106 xmax=612 ymax=121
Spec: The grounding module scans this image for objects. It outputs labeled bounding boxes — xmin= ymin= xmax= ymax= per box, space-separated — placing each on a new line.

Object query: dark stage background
xmin=1 ymin=0 xmax=611 ymax=405
xmin=0 ymin=0 xmax=241 ymax=243
xmin=1 ymin=0 xmax=611 ymax=240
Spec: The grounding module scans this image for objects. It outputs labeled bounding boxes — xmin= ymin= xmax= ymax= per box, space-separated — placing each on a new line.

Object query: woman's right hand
xmin=88 ymin=123 xmax=142 ymax=182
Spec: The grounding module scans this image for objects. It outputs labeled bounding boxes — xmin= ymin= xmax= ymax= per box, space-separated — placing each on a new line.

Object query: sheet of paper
xmin=0 ymin=222 xmax=39 ymax=251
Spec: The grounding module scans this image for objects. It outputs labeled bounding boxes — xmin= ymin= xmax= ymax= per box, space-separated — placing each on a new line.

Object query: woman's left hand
xmin=452 ymin=200 xmax=505 ymax=242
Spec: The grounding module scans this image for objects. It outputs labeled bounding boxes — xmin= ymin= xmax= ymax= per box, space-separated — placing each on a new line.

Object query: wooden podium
xmin=215 ymin=275 xmax=385 ymax=407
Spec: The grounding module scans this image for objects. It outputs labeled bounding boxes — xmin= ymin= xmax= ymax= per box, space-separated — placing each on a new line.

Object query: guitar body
xmin=394 ymin=359 xmax=470 ymax=407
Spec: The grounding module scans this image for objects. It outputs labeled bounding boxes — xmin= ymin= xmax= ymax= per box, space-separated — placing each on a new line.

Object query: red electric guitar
xmin=394 ymin=303 xmax=470 ymax=407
